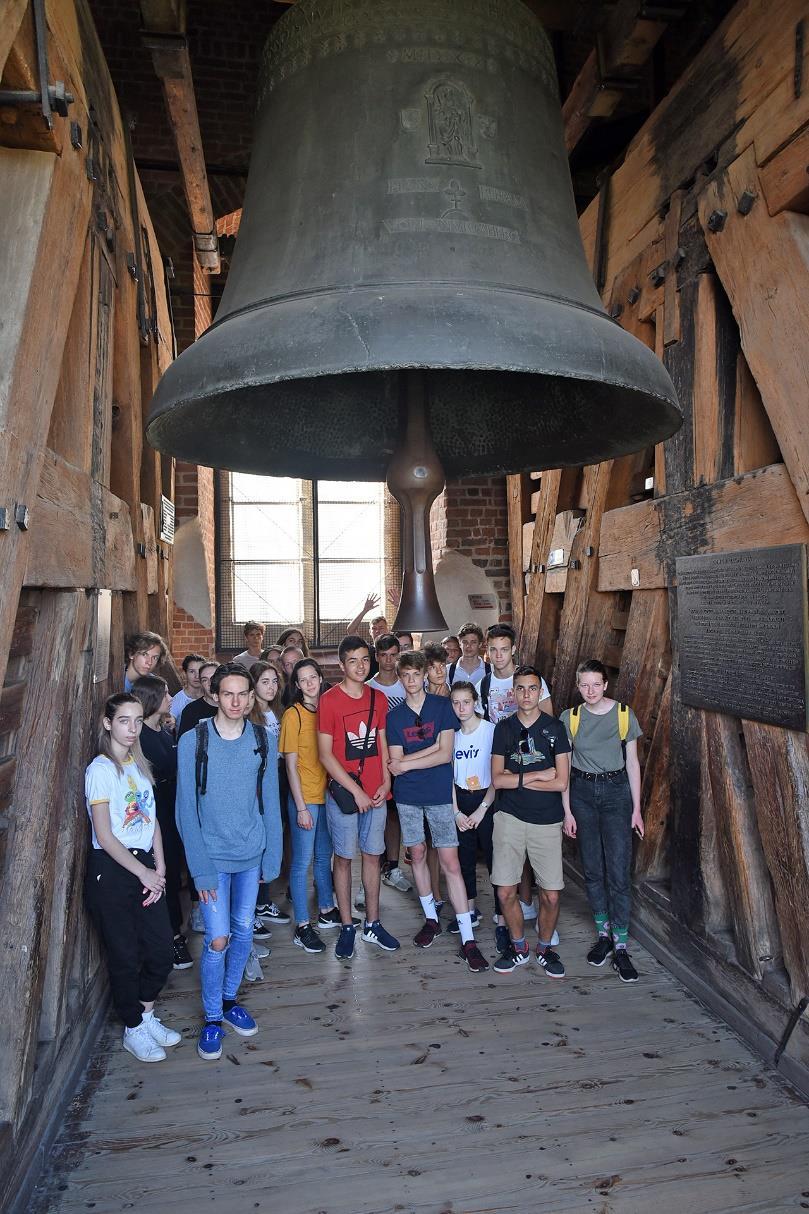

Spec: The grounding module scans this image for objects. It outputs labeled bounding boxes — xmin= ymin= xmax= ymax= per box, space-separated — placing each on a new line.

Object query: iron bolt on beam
xmin=70 ymin=121 xmax=83 ymax=149
xmin=0 ymin=507 xmax=9 ymax=531
xmin=737 ymin=189 xmax=757 ymax=215
xmin=15 ymin=504 xmax=30 ymax=530
xmin=627 ymin=286 xmax=641 ymax=305
xmin=707 ymin=209 xmax=728 ymax=233
xmin=569 ymin=559 xmax=582 ymax=571
xmin=649 ymin=261 xmax=668 ymax=286
xmin=585 ymin=546 xmax=595 ymax=557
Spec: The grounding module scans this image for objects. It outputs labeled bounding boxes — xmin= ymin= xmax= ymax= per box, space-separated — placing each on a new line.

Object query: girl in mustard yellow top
xmin=279 ymin=657 xmax=342 ymax=953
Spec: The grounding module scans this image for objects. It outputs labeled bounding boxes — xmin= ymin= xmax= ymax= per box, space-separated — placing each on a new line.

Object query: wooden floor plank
xmin=33 ymin=877 xmax=808 ymax=1214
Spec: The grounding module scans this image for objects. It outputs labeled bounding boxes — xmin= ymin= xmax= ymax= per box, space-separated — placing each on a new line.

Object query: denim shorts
xmin=397 ymin=801 xmax=458 ymax=849
xmin=325 ymin=793 xmax=387 ymax=858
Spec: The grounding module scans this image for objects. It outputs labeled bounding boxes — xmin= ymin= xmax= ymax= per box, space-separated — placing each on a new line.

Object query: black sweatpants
xmin=85 ymin=848 xmax=174 ymax=1028
xmin=156 ymin=798 xmax=184 ymax=935
xmin=455 ymin=787 xmax=501 ymax=915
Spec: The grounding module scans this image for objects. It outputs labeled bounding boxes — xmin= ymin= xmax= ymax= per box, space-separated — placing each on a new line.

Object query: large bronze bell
xmin=147 ymin=0 xmax=681 ymax=632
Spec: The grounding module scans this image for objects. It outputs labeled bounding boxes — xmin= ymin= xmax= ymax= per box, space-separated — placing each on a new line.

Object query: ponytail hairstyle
xmin=97 ymin=693 xmax=153 ymax=782
xmin=248 ymin=659 xmax=285 ymax=723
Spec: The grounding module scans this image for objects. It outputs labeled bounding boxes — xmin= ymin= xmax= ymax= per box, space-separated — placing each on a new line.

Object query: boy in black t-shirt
xmin=491 ymin=666 xmax=570 ymax=976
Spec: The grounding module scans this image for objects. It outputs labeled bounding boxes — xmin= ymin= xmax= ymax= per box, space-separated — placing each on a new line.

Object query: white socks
xmin=419 ymin=893 xmax=437 ymax=920
xmin=456 ymin=911 xmax=474 ymax=944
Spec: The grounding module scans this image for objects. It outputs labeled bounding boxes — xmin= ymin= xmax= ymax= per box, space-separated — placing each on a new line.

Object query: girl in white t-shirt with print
xmin=449 ymin=681 xmax=498 ymax=936
xmin=84 ymin=693 xmax=178 ymax=1063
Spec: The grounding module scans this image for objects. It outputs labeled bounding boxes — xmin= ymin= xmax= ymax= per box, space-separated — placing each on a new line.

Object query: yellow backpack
xmin=569 ymin=702 xmax=630 ymax=749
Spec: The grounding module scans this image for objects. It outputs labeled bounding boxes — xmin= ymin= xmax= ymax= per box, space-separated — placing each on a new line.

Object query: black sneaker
xmin=252 ymin=917 xmax=272 ymax=941
xmin=587 ymin=936 xmax=613 ymax=967
xmin=172 ymin=934 xmax=193 ymax=970
xmin=536 ymin=947 xmax=565 ymax=978
xmin=612 ymin=949 xmax=639 ymax=982
xmin=318 ymin=907 xmax=360 ymax=930
xmin=448 ymin=910 xmax=482 ymax=935
xmin=493 ymin=944 xmax=530 ymax=974
xmin=494 ymin=925 xmax=509 ymax=955
xmin=294 ymin=923 xmax=326 ymax=953
xmin=256 ymin=901 xmax=290 ymax=925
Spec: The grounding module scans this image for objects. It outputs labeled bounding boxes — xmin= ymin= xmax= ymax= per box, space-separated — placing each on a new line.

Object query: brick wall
xmin=171 ymin=604 xmax=216 ymax=668
xmin=430 ymin=475 xmax=511 ymax=623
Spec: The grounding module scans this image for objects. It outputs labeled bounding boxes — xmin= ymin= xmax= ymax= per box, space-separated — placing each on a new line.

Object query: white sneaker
xmin=354 ymin=884 xmax=366 ymax=910
xmin=142 ymin=1011 xmax=181 ymax=1048
xmin=382 ymin=866 xmax=412 ymax=893
xmin=534 ymin=923 xmax=561 ymax=945
xmin=190 ymin=903 xmax=204 ymax=933
xmin=123 ymin=1021 xmax=166 ymax=1062
xmin=520 ymin=899 xmax=538 ymax=921
xmin=252 ymin=941 xmax=270 ymax=959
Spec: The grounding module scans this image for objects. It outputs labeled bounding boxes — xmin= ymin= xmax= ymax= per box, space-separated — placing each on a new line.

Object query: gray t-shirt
xmin=560 ymin=703 xmax=642 ymax=774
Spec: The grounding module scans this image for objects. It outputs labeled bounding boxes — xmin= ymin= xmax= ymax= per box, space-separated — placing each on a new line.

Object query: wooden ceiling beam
xmin=140 ymin=2 xmax=219 ymax=273
xmin=562 ymin=1 xmax=686 ymax=155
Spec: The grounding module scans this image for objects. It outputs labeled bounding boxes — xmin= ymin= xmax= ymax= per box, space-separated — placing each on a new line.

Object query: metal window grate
xmin=216 ymin=472 xmax=401 ymax=651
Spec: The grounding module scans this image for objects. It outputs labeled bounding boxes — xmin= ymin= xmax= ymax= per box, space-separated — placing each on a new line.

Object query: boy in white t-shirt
xmin=449 ymin=622 xmax=487 ymax=686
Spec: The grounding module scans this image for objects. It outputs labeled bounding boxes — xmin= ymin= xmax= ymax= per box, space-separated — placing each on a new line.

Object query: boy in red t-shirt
xmin=317 ymin=635 xmax=400 ymax=959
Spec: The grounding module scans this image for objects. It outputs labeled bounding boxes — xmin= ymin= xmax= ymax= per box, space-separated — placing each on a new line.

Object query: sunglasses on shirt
xmin=518 ymin=725 xmax=531 ymax=755
xmin=411 ymin=712 xmax=428 ymax=742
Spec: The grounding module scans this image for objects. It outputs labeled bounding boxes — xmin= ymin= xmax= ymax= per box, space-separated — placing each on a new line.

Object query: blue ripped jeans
xmin=287 ymin=796 xmax=334 ymax=924
xmin=199 ymin=866 xmax=260 ymax=1022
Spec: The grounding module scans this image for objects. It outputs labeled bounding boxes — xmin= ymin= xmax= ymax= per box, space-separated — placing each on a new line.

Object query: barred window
xmin=217 ymin=472 xmax=401 ymax=650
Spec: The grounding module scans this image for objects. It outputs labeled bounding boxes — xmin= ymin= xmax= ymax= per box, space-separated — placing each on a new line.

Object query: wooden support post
xmin=613 ymin=588 xmax=670 ymax=738
xmin=0 ymin=144 xmax=92 ymax=694
xmin=635 ymin=672 xmax=671 ymax=880
xmin=705 ymin=712 xmax=782 ymax=980
xmin=700 ymin=144 xmax=809 ymax=525
xmin=742 ymin=722 xmax=809 ymax=1002
xmin=507 ymin=472 xmax=530 ymax=639
xmin=519 ymin=469 xmax=561 ymax=666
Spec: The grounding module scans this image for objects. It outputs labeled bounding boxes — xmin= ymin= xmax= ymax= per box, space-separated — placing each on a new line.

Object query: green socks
xmin=612 ymin=925 xmax=629 ymax=950
xmin=594 ymin=912 xmax=611 ymax=938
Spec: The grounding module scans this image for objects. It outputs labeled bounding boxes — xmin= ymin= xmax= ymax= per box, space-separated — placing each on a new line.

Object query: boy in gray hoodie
xmin=176 ymin=663 xmax=282 ymax=1060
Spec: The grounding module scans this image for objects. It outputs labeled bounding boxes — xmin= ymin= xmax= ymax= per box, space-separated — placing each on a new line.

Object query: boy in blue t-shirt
xmin=386 ymin=651 xmax=489 ymax=972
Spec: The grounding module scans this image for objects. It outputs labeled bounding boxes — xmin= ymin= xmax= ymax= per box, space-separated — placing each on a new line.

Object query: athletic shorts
xmin=325 ymin=795 xmax=387 ymax=858
xmin=396 ymin=802 xmax=458 ymax=849
xmin=491 ymin=813 xmax=564 ymax=890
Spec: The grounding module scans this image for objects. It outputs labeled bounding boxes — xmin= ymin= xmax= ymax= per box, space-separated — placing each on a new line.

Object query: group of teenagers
xmin=84 ymin=610 xmax=645 ymax=1066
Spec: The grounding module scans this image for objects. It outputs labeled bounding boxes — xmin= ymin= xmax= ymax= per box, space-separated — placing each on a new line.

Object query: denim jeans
xmin=570 ymin=771 xmax=633 ymax=929
xmin=287 ymin=796 xmax=334 ymax=924
xmin=199 ymin=866 xmax=260 ymax=1022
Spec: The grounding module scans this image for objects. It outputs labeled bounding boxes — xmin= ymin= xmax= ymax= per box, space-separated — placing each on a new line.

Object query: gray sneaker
xmin=244 ymin=948 xmax=264 ymax=982
xmin=382 ymin=865 xmax=412 ymax=893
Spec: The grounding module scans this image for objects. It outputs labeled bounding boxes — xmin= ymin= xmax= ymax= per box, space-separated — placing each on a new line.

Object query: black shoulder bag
xmin=328 ymin=689 xmax=377 ymax=816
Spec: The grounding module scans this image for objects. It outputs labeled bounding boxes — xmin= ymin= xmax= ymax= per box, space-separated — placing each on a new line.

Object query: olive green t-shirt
xmin=560 ymin=703 xmax=642 ymax=774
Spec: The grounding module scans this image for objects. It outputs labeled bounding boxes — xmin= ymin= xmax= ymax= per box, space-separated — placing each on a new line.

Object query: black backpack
xmin=479 ymin=671 xmax=492 ymax=718
xmin=194 ymin=719 xmax=269 ymax=822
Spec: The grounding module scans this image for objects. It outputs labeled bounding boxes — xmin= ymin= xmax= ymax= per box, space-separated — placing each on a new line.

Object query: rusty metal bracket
xmin=0 ymin=0 xmax=74 ymax=128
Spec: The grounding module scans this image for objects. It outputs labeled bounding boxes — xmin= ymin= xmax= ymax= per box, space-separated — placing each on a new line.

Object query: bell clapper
xmin=386 ymin=370 xmax=448 ymax=633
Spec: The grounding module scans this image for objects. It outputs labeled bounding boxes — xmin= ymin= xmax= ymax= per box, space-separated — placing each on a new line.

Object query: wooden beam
xmin=0 ymin=143 xmax=92 ymax=695
xmin=507 ymin=473 xmax=530 ymax=639
xmin=562 ymin=1 xmax=672 ymax=155
xmin=705 ymin=711 xmax=782 ymax=981
xmin=24 ymin=449 xmax=136 ymax=591
xmin=598 ymin=462 xmax=809 ymax=592
xmin=634 ymin=671 xmax=671 ymax=879
xmin=759 ymin=126 xmax=809 ymax=216
xmin=141 ymin=25 xmax=219 ymax=272
xmin=519 ymin=469 xmax=562 ymax=666
xmin=578 ymin=0 xmax=809 ymax=297
xmin=613 ymin=588 xmax=670 ymax=739
xmin=742 ymin=721 xmax=809 ymax=1002
xmin=700 ymin=144 xmax=809 ymax=526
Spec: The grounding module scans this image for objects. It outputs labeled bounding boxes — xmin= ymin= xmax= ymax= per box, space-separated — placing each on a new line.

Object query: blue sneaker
xmin=223 ymin=1005 xmax=258 ymax=1036
xmin=362 ymin=920 xmax=400 ymax=951
xmin=197 ymin=1023 xmax=226 ymax=1060
xmin=335 ymin=924 xmax=356 ymax=960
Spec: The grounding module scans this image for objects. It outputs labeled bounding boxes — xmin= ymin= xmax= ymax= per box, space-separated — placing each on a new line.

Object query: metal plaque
xmin=676 ymin=545 xmax=809 ymax=730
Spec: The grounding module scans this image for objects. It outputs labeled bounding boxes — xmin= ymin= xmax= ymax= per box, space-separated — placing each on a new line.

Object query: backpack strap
xmin=194 ymin=720 xmax=209 ymax=824
xmin=251 ymin=722 xmax=269 ymax=816
xmin=618 ymin=703 xmax=630 ymax=742
xmin=480 ymin=672 xmax=491 ymax=719
xmin=448 ymin=659 xmax=458 ymax=684
xmin=569 ymin=704 xmax=581 ymax=739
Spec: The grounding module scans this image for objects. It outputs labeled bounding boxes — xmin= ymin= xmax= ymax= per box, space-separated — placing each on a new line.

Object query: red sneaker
xmin=460 ymin=940 xmax=490 ymax=972
xmin=414 ymin=918 xmax=441 ymax=948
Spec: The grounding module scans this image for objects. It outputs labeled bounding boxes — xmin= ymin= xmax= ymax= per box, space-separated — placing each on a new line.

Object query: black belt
xmin=571 ymin=768 xmax=626 ymax=782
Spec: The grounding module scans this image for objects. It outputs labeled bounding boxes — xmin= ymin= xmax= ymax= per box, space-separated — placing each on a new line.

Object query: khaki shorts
xmin=491 ymin=812 xmax=565 ymax=890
